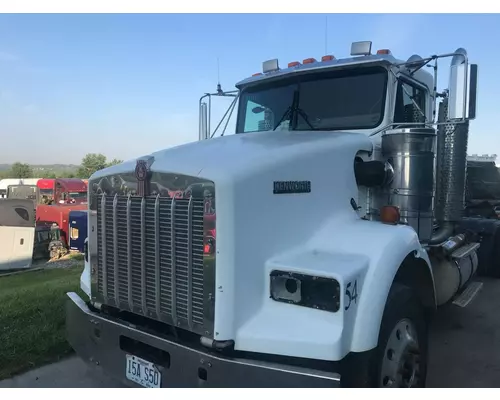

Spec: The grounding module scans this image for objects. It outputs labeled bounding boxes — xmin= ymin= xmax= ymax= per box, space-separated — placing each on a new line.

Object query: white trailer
xmin=66 ymin=41 xmax=479 ymax=388
xmin=0 ymin=178 xmax=41 ymax=198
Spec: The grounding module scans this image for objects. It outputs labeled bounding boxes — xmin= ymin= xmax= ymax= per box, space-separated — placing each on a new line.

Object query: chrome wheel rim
xmin=380 ymin=318 xmax=421 ymax=388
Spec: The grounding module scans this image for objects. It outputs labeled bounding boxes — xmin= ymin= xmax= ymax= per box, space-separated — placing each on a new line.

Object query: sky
xmin=0 ymin=13 xmax=498 ymax=165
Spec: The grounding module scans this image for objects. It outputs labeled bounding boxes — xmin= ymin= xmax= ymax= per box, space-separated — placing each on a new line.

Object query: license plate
xmin=125 ymin=354 xmax=161 ymax=388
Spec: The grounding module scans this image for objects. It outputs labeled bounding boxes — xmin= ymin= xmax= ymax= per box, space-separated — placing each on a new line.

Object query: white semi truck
xmin=66 ymin=41 xmax=479 ymax=388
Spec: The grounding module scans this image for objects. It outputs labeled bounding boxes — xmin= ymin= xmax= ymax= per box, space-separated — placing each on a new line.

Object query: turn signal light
xmin=380 ymin=205 xmax=400 ymax=225
xmin=377 ymin=49 xmax=391 ymax=55
xmin=303 ymin=58 xmax=317 ymax=64
xmin=321 ymin=55 xmax=335 ymax=61
xmin=288 ymin=61 xmax=300 ymax=67
xmin=204 ymin=229 xmax=216 ymax=255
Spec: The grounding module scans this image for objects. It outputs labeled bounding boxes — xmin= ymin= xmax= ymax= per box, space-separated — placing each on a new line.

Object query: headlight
xmin=270 ymin=270 xmax=340 ymax=313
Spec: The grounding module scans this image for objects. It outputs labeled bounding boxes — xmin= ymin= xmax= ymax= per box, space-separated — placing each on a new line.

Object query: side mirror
xmin=448 ymin=48 xmax=478 ymax=121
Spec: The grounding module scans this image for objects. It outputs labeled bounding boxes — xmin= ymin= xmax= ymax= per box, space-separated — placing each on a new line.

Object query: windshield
xmin=7 ymin=186 xmax=37 ymax=199
xmin=236 ymin=66 xmax=388 ymax=133
xmin=69 ymin=192 xmax=87 ymax=199
xmin=40 ymin=189 xmax=53 ymax=196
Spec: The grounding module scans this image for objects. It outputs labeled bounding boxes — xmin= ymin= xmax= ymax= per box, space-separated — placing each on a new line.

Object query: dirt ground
xmin=1 ymin=277 xmax=499 ymax=388
xmin=427 ymin=277 xmax=500 ymax=387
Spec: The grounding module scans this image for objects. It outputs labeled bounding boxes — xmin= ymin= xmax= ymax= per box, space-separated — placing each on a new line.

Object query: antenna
xmin=324 ymin=15 xmax=328 ymax=54
xmin=216 ymin=57 xmax=223 ymax=95
xmin=217 ymin=57 xmax=220 ymax=83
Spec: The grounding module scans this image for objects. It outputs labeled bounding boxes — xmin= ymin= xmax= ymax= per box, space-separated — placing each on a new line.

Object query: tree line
xmin=0 ymin=153 xmax=123 ymax=180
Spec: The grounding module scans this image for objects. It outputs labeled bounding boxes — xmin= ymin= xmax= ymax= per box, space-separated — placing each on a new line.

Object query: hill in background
xmin=0 ymin=164 xmax=79 ymax=176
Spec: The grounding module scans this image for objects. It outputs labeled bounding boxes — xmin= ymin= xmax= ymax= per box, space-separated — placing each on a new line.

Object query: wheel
xmin=341 ymin=282 xmax=429 ymax=388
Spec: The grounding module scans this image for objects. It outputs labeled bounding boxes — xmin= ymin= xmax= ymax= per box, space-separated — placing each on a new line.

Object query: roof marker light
xmin=321 ymin=55 xmax=335 ymax=62
xmin=288 ymin=61 xmax=300 ymax=68
xmin=377 ymin=49 xmax=392 ymax=55
xmin=303 ymin=58 xmax=317 ymax=64
xmin=252 ymin=73 xmax=262 ymax=76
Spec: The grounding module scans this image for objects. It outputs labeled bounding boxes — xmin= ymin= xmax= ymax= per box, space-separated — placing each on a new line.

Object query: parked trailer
xmin=0 ymin=199 xmax=36 ymax=270
xmin=0 ymin=179 xmax=23 ymax=199
xmin=0 ymin=178 xmax=42 ymax=199
xmin=67 ymin=42 xmax=481 ymax=388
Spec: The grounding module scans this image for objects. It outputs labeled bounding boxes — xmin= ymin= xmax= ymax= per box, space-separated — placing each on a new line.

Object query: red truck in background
xmin=37 ymin=178 xmax=54 ymax=198
xmin=37 ymin=178 xmax=88 ymax=205
xmin=35 ymin=178 xmax=88 ymax=246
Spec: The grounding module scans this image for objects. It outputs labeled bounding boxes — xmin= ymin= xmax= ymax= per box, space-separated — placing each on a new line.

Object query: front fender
xmin=234 ymin=216 xmax=434 ymax=362
xmin=308 ymin=216 xmax=433 ymax=353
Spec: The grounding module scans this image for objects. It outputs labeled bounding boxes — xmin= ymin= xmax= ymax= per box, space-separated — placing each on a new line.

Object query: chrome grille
xmin=96 ymin=194 xmax=207 ymax=332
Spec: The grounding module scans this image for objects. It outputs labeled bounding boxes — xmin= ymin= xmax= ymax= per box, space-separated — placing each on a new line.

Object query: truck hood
xmin=86 ymin=129 xmax=376 ymax=344
xmin=91 ymin=130 xmax=373 ymax=184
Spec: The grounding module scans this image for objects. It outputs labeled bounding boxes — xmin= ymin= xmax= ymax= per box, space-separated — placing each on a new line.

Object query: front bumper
xmin=66 ymin=292 xmax=341 ymax=388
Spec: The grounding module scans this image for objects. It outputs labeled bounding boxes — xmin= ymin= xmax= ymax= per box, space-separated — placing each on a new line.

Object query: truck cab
xmin=37 ymin=178 xmax=55 ymax=200
xmin=53 ymin=178 xmax=88 ymax=205
xmin=7 ymin=184 xmax=39 ymax=204
xmin=67 ymin=41 xmax=478 ymax=388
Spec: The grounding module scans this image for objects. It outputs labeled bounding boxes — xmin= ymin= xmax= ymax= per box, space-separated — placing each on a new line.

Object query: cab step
xmin=452 ymin=281 xmax=483 ymax=308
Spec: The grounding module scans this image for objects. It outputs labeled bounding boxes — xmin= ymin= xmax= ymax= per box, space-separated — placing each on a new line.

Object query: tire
xmin=341 ymin=282 xmax=429 ymax=388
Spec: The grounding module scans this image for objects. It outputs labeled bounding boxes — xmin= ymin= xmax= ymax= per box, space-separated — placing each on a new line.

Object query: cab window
xmin=394 ymin=80 xmax=427 ymax=123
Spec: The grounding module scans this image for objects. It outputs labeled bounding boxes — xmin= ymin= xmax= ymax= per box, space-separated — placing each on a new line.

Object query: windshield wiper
xmin=273 ymin=90 xmax=298 ymax=131
xmin=272 ymin=89 xmax=315 ymax=131
xmin=295 ymin=107 xmax=315 ymax=130
xmin=272 ymin=105 xmax=293 ymax=130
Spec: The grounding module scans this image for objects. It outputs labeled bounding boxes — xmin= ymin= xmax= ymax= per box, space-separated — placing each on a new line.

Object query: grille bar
xmin=140 ymin=197 xmax=147 ymax=312
xmin=113 ymin=194 xmax=119 ymax=304
xmin=126 ymin=195 xmax=133 ymax=310
xmin=100 ymin=193 xmax=108 ymax=299
xmin=187 ymin=196 xmax=193 ymax=330
xmin=171 ymin=197 xmax=177 ymax=326
xmin=154 ymin=194 xmax=161 ymax=317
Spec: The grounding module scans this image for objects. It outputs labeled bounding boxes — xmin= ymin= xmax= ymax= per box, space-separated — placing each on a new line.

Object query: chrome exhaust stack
xmin=199 ymin=102 xmax=209 ymax=141
xmin=431 ymin=48 xmax=477 ymax=244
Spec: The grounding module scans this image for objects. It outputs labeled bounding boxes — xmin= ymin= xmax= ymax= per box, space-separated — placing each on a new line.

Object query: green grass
xmin=67 ymin=253 xmax=84 ymax=261
xmin=0 ymin=265 xmax=84 ymax=380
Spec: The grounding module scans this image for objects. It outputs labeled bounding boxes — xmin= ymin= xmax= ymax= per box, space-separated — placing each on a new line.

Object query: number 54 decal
xmin=344 ymin=280 xmax=358 ymax=311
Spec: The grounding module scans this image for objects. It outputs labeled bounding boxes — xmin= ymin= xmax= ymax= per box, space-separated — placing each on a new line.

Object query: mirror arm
xmin=408 ymin=55 xmax=435 ymax=76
